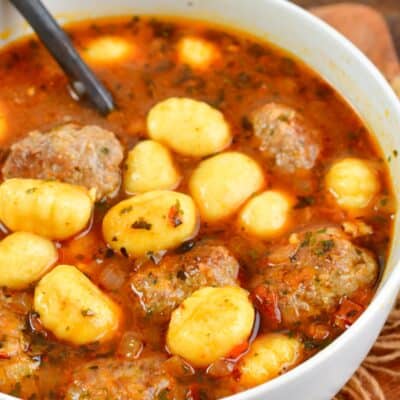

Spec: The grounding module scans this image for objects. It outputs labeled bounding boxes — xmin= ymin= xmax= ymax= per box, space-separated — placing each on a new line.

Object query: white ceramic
xmin=0 ymin=0 xmax=399 ymax=399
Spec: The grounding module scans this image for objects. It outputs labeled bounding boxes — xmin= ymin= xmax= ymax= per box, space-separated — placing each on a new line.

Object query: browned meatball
xmin=251 ymin=103 xmax=320 ymax=172
xmin=0 ymin=292 xmax=38 ymax=394
xmin=250 ymin=226 xmax=377 ymax=327
xmin=2 ymin=124 xmax=123 ymax=200
xmin=65 ymin=355 xmax=181 ymax=400
xmin=130 ymin=242 xmax=240 ymax=322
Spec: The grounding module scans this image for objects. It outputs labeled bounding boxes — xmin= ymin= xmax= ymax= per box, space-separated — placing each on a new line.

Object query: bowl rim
xmin=222 ymin=0 xmax=400 ymax=399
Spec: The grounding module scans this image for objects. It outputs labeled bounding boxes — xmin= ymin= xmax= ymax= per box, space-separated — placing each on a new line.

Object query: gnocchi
xmin=83 ymin=36 xmax=134 ymax=64
xmin=167 ymin=286 xmax=255 ymax=367
xmin=189 ymin=152 xmax=265 ymax=222
xmin=326 ymin=158 xmax=380 ymax=211
xmin=238 ymin=334 xmax=303 ymax=388
xmin=177 ymin=37 xmax=219 ymax=69
xmin=123 ymin=140 xmax=181 ymax=194
xmin=147 ymin=97 xmax=231 ymax=157
xmin=238 ymin=190 xmax=293 ymax=238
xmin=0 ymin=232 xmax=57 ymax=289
xmin=0 ymin=179 xmax=94 ymax=240
xmin=102 ymin=190 xmax=199 ymax=257
xmin=34 ymin=265 xmax=121 ymax=345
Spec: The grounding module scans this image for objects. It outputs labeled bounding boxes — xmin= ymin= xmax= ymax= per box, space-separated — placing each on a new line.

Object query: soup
xmin=0 ymin=16 xmax=395 ymax=400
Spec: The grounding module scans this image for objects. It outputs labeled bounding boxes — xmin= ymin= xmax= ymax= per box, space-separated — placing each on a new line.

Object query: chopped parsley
xmin=315 ymin=239 xmax=335 ymax=256
xmin=131 ymin=217 xmax=152 ymax=230
xmin=81 ymin=308 xmax=95 ymax=317
xmin=294 ymin=196 xmax=315 ymax=209
xmin=158 ymin=389 xmax=170 ymax=400
xmin=120 ymin=206 xmax=132 ymax=215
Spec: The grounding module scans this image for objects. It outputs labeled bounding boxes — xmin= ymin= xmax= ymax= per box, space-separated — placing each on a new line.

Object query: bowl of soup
xmin=0 ymin=0 xmax=398 ymax=399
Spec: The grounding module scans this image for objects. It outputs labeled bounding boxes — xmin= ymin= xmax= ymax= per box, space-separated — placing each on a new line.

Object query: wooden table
xmin=293 ymin=1 xmax=400 ymax=398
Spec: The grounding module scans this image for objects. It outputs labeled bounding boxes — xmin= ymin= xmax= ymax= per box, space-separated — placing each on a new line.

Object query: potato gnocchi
xmin=34 ymin=265 xmax=121 ymax=345
xmin=238 ymin=334 xmax=303 ymax=388
xmin=0 ymin=232 xmax=57 ymax=289
xmin=147 ymin=97 xmax=231 ymax=157
xmin=177 ymin=37 xmax=220 ymax=69
xmin=102 ymin=190 xmax=199 ymax=257
xmin=189 ymin=152 xmax=265 ymax=222
xmin=0 ymin=179 xmax=94 ymax=240
xmin=238 ymin=190 xmax=294 ymax=238
xmin=167 ymin=286 xmax=255 ymax=367
xmin=83 ymin=36 xmax=134 ymax=64
xmin=326 ymin=158 xmax=379 ymax=211
xmin=123 ymin=140 xmax=181 ymax=194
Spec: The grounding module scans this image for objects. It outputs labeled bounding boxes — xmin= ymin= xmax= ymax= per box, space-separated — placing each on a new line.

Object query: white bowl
xmin=0 ymin=1 xmax=399 ymax=399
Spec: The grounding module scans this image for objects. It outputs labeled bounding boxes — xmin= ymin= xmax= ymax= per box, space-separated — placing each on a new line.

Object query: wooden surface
xmin=293 ymin=1 xmax=400 ymax=398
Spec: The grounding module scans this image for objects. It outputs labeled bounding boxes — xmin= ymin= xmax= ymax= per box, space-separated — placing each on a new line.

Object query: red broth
xmin=0 ymin=16 xmax=395 ymax=399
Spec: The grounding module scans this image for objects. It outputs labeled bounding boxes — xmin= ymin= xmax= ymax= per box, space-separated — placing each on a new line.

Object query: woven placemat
xmin=293 ymin=2 xmax=400 ymax=399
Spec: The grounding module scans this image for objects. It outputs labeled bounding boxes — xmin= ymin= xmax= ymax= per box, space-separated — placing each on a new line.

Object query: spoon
xmin=9 ymin=0 xmax=115 ymax=115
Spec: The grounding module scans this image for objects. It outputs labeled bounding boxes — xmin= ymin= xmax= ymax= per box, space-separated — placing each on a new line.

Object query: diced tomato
xmin=251 ymin=285 xmax=282 ymax=329
xmin=334 ymin=298 xmax=364 ymax=329
xmin=0 ymin=352 xmax=10 ymax=360
xmin=227 ymin=341 xmax=249 ymax=359
xmin=186 ymin=385 xmax=201 ymax=400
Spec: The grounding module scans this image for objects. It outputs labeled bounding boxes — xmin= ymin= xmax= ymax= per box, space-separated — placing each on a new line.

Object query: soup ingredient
xmin=251 ymin=226 xmax=377 ymax=327
xmin=177 ymin=36 xmax=219 ymax=69
xmin=0 ymin=178 xmax=94 ymax=240
xmin=0 ymin=292 xmax=39 ymax=394
xmin=34 ymin=265 xmax=121 ymax=345
xmin=167 ymin=286 xmax=255 ymax=367
xmin=147 ymin=97 xmax=231 ymax=157
xmin=189 ymin=152 xmax=265 ymax=222
xmin=2 ymin=124 xmax=123 ymax=200
xmin=251 ymin=103 xmax=321 ymax=172
xmin=65 ymin=355 xmax=181 ymax=400
xmin=123 ymin=140 xmax=181 ymax=194
xmin=130 ymin=242 xmax=239 ymax=322
xmin=238 ymin=190 xmax=294 ymax=238
xmin=0 ymin=103 xmax=7 ymax=142
xmin=0 ymin=232 xmax=57 ymax=289
xmin=103 ymin=190 xmax=199 ymax=257
xmin=237 ymin=334 xmax=302 ymax=388
xmin=342 ymin=220 xmax=373 ymax=238
xmin=83 ymin=35 xmax=135 ymax=64
xmin=326 ymin=158 xmax=379 ymax=211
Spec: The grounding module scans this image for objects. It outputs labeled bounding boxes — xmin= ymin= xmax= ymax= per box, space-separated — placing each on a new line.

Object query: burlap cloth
xmin=292 ymin=2 xmax=400 ymax=398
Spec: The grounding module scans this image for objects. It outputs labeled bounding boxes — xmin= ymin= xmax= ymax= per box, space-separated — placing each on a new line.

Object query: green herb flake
xmin=300 ymin=232 xmax=312 ymax=248
xmin=81 ymin=308 xmax=96 ymax=317
xmin=131 ymin=217 xmax=152 ymax=230
xmin=294 ymin=196 xmax=315 ymax=209
xmin=120 ymin=206 xmax=133 ymax=215
xmin=26 ymin=187 xmax=37 ymax=194
xmin=158 ymin=389 xmax=170 ymax=400
xmin=315 ymin=239 xmax=335 ymax=256
xmin=10 ymin=382 xmax=21 ymax=397
xmin=101 ymin=146 xmax=110 ymax=155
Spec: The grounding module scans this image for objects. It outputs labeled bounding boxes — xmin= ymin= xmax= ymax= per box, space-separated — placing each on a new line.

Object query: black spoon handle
xmin=9 ymin=0 xmax=115 ymax=115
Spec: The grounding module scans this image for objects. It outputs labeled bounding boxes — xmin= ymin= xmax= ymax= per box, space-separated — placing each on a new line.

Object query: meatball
xmin=251 ymin=103 xmax=320 ymax=172
xmin=0 ymin=293 xmax=38 ymax=394
xmin=250 ymin=226 xmax=377 ymax=327
xmin=130 ymin=242 xmax=240 ymax=322
xmin=65 ymin=355 xmax=181 ymax=400
xmin=2 ymin=124 xmax=123 ymax=200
